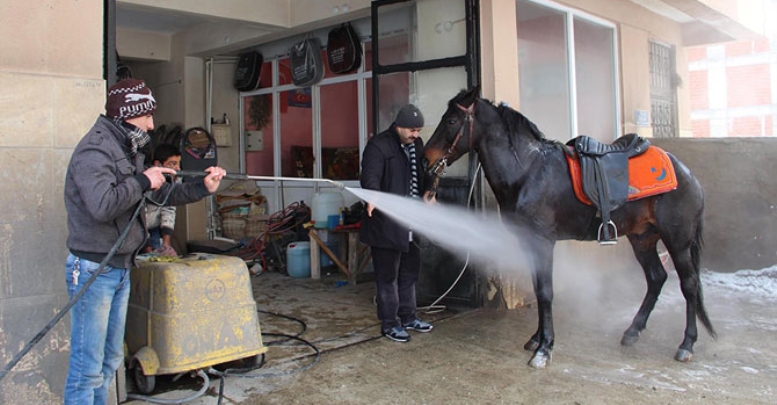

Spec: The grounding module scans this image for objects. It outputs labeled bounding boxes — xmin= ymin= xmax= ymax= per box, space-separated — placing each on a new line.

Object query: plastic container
xmin=312 ymin=192 xmax=344 ymax=229
xmin=327 ymin=214 xmax=340 ymax=230
xmin=286 ymin=241 xmax=311 ymax=278
xmin=320 ymin=240 xmax=339 ymax=268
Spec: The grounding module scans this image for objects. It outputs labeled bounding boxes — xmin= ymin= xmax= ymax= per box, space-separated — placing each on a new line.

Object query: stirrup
xmin=597 ymin=220 xmax=618 ymax=245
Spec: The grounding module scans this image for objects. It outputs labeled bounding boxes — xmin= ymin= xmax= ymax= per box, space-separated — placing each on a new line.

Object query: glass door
xmin=372 ymin=0 xmax=481 ymax=307
xmin=371 ymin=0 xmax=479 ymax=177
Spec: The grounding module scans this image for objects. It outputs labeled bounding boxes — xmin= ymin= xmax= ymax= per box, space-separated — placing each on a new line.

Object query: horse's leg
xmin=523 ymin=262 xmax=541 ymax=351
xmin=622 ymin=231 xmax=667 ymax=346
xmin=667 ymin=246 xmax=702 ymax=362
xmin=524 ymin=238 xmax=556 ymax=369
xmin=523 ymin=336 xmax=539 ymax=351
xmin=523 ymin=275 xmax=540 ymax=352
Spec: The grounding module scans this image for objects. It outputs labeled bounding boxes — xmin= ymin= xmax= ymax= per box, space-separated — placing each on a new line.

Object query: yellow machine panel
xmin=126 ymin=253 xmax=266 ymax=376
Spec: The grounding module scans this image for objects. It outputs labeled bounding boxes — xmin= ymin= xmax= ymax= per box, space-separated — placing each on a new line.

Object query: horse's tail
xmin=692 ymin=218 xmax=717 ymax=339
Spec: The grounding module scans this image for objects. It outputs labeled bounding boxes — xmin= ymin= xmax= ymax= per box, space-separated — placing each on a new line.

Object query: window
xmin=650 ymin=41 xmax=678 ymax=138
xmin=239 ymin=30 xmax=370 ymax=210
xmin=516 ymin=0 xmax=619 ymax=141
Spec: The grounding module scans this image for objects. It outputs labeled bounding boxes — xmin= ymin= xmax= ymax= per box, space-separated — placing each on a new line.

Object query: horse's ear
xmin=463 ymin=86 xmax=480 ymax=107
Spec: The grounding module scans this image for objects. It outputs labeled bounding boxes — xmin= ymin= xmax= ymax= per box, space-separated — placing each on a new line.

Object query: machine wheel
xmin=132 ymin=358 xmax=156 ymax=394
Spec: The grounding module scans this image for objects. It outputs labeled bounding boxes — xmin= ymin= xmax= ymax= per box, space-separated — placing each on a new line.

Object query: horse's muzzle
xmin=425 ymin=157 xmax=447 ymax=198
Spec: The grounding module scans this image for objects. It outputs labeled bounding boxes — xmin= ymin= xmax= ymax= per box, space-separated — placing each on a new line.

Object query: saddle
xmin=566 ymin=134 xmax=650 ymax=244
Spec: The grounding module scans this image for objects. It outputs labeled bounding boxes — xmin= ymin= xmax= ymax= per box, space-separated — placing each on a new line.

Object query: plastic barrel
xmin=312 ymin=192 xmax=344 ymax=229
xmin=286 ymin=242 xmax=311 ymax=278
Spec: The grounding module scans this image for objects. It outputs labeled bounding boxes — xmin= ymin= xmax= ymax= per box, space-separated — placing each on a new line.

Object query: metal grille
xmin=649 ymin=41 xmax=677 ymax=138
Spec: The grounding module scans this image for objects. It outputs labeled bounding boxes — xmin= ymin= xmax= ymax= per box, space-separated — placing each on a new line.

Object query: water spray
xmin=176 ymin=170 xmax=347 ymax=190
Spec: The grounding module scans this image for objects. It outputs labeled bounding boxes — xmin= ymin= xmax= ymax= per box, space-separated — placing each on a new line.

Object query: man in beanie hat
xmin=360 ymin=103 xmax=436 ymax=342
xmin=62 ymin=78 xmax=227 ymax=405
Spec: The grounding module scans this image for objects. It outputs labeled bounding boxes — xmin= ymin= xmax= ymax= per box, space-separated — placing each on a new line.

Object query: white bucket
xmin=312 ymin=192 xmax=344 ymax=229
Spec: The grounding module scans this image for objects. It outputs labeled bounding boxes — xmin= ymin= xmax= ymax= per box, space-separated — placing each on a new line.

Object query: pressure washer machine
xmin=125 ymin=253 xmax=266 ymax=394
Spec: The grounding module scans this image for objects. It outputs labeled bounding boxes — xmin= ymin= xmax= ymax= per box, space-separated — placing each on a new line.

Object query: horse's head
xmin=423 ymin=87 xmax=480 ymax=194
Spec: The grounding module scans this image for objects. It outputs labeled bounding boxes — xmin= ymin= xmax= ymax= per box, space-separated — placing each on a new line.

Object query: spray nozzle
xmin=328 ymin=180 xmax=346 ymax=190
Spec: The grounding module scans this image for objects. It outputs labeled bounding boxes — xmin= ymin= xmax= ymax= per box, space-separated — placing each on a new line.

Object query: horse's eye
xmin=448 ymin=119 xmax=457 ymax=125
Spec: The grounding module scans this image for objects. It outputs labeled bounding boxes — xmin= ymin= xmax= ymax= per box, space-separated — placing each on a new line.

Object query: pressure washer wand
xmin=176 ymin=170 xmax=346 ymax=189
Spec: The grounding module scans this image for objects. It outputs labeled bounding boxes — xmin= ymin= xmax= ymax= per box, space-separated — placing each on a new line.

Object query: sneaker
xmin=403 ymin=318 xmax=433 ymax=333
xmin=382 ymin=326 xmax=411 ymax=342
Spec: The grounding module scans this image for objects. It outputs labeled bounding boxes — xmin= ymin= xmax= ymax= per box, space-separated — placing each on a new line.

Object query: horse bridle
xmin=427 ymin=102 xmax=476 ymax=198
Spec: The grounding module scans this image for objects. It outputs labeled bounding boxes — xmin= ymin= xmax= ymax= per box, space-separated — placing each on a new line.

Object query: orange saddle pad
xmin=565 ymin=145 xmax=678 ymax=206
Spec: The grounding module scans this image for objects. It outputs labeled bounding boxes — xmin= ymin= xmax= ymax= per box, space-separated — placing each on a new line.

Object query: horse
xmin=423 ymin=87 xmax=716 ymax=369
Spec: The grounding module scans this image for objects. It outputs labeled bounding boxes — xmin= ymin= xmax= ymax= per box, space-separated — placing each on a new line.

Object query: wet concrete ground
xmin=125 ymin=265 xmax=777 ymax=404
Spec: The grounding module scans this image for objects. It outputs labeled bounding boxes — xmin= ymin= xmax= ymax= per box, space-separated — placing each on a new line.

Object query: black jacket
xmin=359 ymin=125 xmax=425 ymax=252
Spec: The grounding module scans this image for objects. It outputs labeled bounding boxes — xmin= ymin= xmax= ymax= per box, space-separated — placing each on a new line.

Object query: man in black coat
xmin=360 ymin=104 xmax=435 ymax=342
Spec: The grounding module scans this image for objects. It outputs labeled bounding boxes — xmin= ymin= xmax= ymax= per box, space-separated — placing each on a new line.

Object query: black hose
xmin=258 ymin=309 xmax=307 ymax=338
xmin=207 ymin=311 xmax=320 ymax=405
xmin=208 ymin=332 xmax=321 ymax=380
xmin=125 ymin=369 xmax=210 ymax=405
xmin=177 ymin=169 xmax=248 ymax=181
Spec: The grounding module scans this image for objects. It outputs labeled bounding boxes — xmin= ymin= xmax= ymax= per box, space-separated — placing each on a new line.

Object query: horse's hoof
xmin=621 ymin=332 xmax=640 ymax=346
xmin=528 ymin=352 xmax=551 ymax=369
xmin=524 ymin=339 xmax=539 ymax=351
xmin=674 ymin=348 xmax=693 ymax=362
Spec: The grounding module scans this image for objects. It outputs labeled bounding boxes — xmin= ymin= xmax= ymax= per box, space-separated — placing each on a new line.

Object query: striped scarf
xmin=407 ymin=143 xmax=420 ymax=199
xmin=112 ymin=117 xmax=150 ymax=157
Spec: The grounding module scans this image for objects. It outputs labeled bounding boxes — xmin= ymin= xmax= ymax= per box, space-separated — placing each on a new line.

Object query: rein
xmin=428 ymin=102 xmax=475 ymax=197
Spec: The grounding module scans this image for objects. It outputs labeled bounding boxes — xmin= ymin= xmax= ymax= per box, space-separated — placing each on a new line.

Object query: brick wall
xmin=726 ymin=64 xmax=772 ymax=108
xmin=687 ymin=38 xmax=777 ymax=138
xmin=689 ymin=69 xmax=709 ymax=110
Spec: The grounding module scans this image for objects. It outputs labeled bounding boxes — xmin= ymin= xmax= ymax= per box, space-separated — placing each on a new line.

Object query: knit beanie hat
xmin=394 ymin=104 xmax=424 ymax=128
xmin=106 ymin=79 xmax=157 ymax=119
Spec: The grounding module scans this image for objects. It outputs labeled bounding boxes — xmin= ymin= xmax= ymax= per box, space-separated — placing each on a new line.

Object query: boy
xmin=144 ymin=143 xmax=182 ymax=256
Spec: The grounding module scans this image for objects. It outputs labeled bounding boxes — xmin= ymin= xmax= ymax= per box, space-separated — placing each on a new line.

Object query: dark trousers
xmin=371 ymin=243 xmax=421 ymax=331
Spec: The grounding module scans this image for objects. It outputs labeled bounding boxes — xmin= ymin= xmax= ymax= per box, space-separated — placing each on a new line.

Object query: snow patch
xmin=702 ymin=265 xmax=777 ymax=300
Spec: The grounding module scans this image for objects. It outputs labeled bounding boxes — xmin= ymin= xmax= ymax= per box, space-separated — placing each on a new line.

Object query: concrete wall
xmin=0 ymin=0 xmax=104 ymax=403
xmin=652 ymin=137 xmax=777 ymax=271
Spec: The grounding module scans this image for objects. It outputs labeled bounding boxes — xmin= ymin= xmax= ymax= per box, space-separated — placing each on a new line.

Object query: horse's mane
xmin=449 ymin=89 xmax=563 ymax=149
xmin=495 ymin=103 xmax=548 ymax=142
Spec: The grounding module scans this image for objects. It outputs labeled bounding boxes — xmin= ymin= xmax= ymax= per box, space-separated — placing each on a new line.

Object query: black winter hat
xmin=394 ymin=104 xmax=424 ymax=128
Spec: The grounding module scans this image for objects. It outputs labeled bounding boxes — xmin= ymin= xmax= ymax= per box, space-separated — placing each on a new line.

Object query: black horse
xmin=424 ymin=87 xmax=716 ymax=368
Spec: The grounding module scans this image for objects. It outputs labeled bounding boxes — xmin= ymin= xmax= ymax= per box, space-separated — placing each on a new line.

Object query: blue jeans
xmin=64 ymin=253 xmax=130 ymax=405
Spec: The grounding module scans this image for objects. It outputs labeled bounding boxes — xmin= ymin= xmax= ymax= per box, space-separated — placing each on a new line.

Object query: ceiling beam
xmin=118 ymin=0 xmax=292 ymax=28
